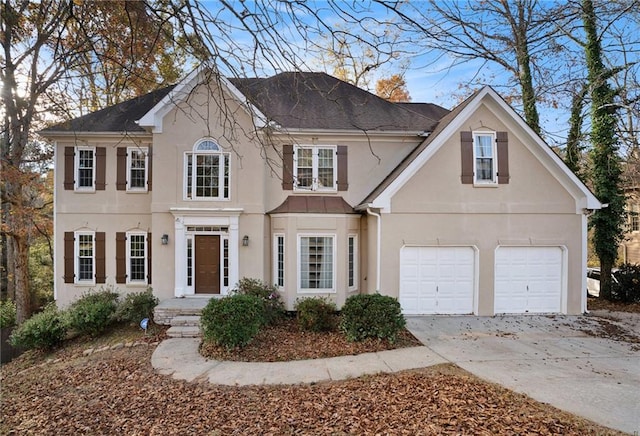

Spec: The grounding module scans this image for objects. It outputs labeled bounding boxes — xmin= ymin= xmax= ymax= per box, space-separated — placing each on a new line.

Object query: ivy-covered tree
xmin=583 ymin=0 xmax=625 ymax=300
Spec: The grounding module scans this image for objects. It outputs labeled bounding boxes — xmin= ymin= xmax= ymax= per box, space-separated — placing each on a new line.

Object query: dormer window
xmin=184 ymin=139 xmax=230 ymax=200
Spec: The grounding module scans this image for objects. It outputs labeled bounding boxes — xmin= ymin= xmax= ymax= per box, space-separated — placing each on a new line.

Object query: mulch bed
xmin=200 ymin=316 xmax=422 ymax=362
xmin=0 ymin=345 xmax=623 ymax=435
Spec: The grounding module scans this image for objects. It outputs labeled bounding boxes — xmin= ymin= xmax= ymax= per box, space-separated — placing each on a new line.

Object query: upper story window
xmin=128 ymin=147 xmax=148 ymax=190
xmin=64 ymin=146 xmax=106 ymax=191
xmin=76 ymin=146 xmax=95 ymax=190
xmin=117 ymin=146 xmax=151 ymax=192
xmin=184 ymin=139 xmax=230 ymax=200
xmin=460 ymin=131 xmax=509 ymax=185
xmin=294 ymin=146 xmax=336 ymax=191
xmin=473 ymin=132 xmax=497 ymax=184
xmin=282 ymin=144 xmax=348 ymax=191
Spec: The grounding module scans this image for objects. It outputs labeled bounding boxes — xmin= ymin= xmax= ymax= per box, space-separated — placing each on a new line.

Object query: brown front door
xmin=195 ymin=235 xmax=220 ymax=294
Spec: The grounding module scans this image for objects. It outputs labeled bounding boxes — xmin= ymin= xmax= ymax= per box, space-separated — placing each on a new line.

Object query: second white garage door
xmin=494 ymin=246 xmax=564 ymax=314
xmin=399 ymin=246 xmax=475 ymax=315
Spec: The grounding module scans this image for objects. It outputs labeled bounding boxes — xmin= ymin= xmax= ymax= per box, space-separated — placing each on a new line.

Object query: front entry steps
xmin=168 ymin=316 xmax=201 ymax=338
xmin=154 ymin=297 xmax=214 ymax=338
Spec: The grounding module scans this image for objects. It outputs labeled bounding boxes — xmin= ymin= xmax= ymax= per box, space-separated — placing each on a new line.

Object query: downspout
xmin=366 ymin=208 xmax=381 ymax=292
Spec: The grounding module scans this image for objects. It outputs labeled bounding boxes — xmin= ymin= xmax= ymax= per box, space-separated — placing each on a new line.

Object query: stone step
xmin=170 ymin=315 xmax=201 ymax=327
xmin=167 ymin=326 xmax=202 ymax=338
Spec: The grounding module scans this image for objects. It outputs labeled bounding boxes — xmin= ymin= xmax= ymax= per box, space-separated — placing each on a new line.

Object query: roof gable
xmin=360 ymin=86 xmax=601 ymax=212
xmin=40 ymin=69 xmax=450 ymax=136
xmin=41 ymin=86 xmax=175 ymax=134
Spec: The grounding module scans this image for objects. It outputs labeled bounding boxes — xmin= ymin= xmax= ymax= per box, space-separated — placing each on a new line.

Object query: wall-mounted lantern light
xmin=161 ymin=234 xmax=169 ymax=245
xmin=242 ymin=235 xmax=249 ymax=246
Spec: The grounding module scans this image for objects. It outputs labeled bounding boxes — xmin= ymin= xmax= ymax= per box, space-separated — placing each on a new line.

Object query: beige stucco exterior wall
xmin=53 ymin=137 xmax=153 ymax=307
xmin=375 ymin=102 xmax=587 ymax=315
xmin=270 ymin=214 xmax=360 ymax=310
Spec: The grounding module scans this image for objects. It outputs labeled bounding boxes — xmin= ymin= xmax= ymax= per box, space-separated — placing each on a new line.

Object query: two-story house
xmin=41 ymin=68 xmax=601 ymax=316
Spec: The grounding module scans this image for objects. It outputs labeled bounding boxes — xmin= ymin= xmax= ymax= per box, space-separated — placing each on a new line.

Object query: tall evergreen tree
xmin=583 ymin=0 xmax=625 ymax=300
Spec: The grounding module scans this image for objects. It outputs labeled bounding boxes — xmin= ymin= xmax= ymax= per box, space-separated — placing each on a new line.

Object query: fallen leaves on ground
xmin=1 ymin=345 xmax=622 ymax=435
xmin=588 ymin=297 xmax=640 ymax=313
xmin=200 ymin=317 xmax=421 ymax=362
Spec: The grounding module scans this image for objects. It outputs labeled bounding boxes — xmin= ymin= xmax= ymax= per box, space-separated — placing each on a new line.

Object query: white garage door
xmin=400 ymin=246 xmax=475 ymax=315
xmin=494 ymin=246 xmax=563 ymax=314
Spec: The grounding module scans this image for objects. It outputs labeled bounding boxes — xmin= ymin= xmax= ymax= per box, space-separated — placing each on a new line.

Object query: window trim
xmin=472 ymin=131 xmax=497 ymax=185
xmin=273 ymin=234 xmax=285 ymax=288
xmin=297 ymin=234 xmax=336 ymax=293
xmin=126 ymin=231 xmax=148 ymax=285
xmin=184 ymin=138 xmax=230 ymax=201
xmin=126 ymin=146 xmax=149 ymax=192
xmin=75 ymin=231 xmax=95 ymax=285
xmin=293 ymin=145 xmax=337 ymax=192
xmin=348 ymin=234 xmax=358 ymax=291
xmin=75 ymin=146 xmax=96 ymax=191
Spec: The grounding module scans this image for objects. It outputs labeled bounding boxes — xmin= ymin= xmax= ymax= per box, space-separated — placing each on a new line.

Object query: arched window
xmin=184 ymin=138 xmax=230 ymax=200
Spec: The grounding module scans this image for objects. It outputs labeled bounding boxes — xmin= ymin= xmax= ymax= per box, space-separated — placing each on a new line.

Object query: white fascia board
xmin=39 ymin=131 xmax=150 ymax=140
xmin=370 ymin=86 xmax=602 ymax=213
xmin=137 ymin=67 xmax=269 ymax=133
xmin=269 ymin=128 xmax=428 ymax=138
xmin=482 ymin=87 xmax=602 ymax=211
xmin=137 ymin=67 xmax=201 ymax=133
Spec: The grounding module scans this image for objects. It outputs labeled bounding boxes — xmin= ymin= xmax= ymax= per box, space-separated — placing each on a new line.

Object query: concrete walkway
xmin=151 ymin=312 xmax=639 ymax=434
xmin=152 ymin=339 xmax=447 ymax=385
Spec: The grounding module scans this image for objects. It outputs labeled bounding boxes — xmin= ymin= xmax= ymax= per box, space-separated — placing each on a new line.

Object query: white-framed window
xmin=273 ymin=234 xmax=285 ymax=288
xmin=75 ymin=231 xmax=95 ymax=284
xmin=629 ymin=204 xmax=640 ymax=232
xmin=75 ymin=146 xmax=95 ymax=190
xmin=473 ymin=132 xmax=497 ymax=184
xmin=298 ymin=235 xmax=335 ymax=292
xmin=184 ymin=138 xmax=230 ymax=200
xmin=127 ymin=147 xmax=148 ymax=191
xmin=126 ymin=232 xmax=147 ymax=284
xmin=294 ymin=145 xmax=336 ymax=191
xmin=348 ymin=234 xmax=357 ymax=290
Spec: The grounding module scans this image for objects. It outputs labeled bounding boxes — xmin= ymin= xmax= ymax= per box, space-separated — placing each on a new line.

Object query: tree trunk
xmin=13 ymin=236 xmax=31 ymax=325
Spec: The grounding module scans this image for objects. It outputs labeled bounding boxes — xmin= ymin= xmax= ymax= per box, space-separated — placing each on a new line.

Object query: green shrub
xmin=0 ymin=300 xmax=17 ymax=329
xmin=233 ymin=277 xmax=284 ymax=325
xmin=610 ymin=264 xmax=640 ymax=303
xmin=66 ymin=289 xmax=120 ymax=337
xmin=294 ymin=297 xmax=337 ymax=332
xmin=340 ymin=293 xmax=406 ymax=343
xmin=201 ymin=294 xmax=265 ymax=349
xmin=10 ymin=303 xmax=67 ymax=350
xmin=116 ymin=288 xmax=159 ymax=323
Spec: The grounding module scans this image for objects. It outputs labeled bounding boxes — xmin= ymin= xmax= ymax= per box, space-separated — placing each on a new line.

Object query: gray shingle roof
xmin=41 ymin=72 xmax=450 ymax=134
xmin=41 ymin=85 xmax=176 ymax=133
xmin=230 ymin=72 xmax=446 ymax=131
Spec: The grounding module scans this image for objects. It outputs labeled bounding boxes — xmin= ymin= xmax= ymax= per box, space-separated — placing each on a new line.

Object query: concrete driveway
xmin=406 ymin=313 xmax=640 ymax=434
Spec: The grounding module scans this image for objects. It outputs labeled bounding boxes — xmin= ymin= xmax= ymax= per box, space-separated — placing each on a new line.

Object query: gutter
xmin=366 ymin=207 xmax=382 ymax=292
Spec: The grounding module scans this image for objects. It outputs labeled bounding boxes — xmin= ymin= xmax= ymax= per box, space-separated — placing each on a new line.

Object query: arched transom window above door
xmin=184 ymin=138 xmax=230 ymax=200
